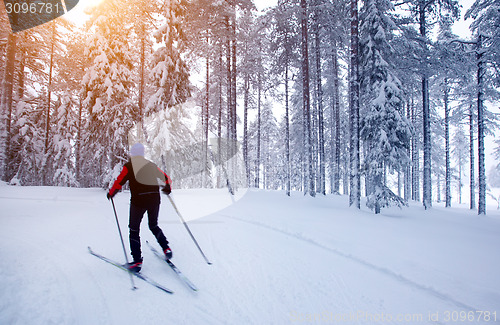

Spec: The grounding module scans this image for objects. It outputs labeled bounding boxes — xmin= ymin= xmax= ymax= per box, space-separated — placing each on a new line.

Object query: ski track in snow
xmin=218 ymin=213 xmax=479 ymax=313
xmin=1 ymin=186 xmax=499 ymax=324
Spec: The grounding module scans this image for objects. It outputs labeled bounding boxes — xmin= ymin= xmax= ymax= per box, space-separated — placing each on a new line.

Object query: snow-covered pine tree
xmin=82 ymin=0 xmax=136 ymax=187
xmin=290 ymin=79 xmax=306 ymax=192
xmin=260 ymin=101 xmax=280 ymax=190
xmin=430 ymin=111 xmax=445 ymax=203
xmin=148 ymin=0 xmax=190 ymax=113
xmin=138 ymin=102 xmax=198 ymax=188
xmin=240 ymin=10 xmax=258 ymax=187
xmin=2 ymin=25 xmax=60 ymax=185
xmin=359 ymin=0 xmax=412 ymax=214
xmin=52 ymin=94 xmax=77 ymax=186
xmin=56 ymin=29 xmax=89 ymax=186
xmin=451 ymin=124 xmax=468 ymax=204
xmin=9 ymin=101 xmax=45 ymax=185
xmin=142 ymin=0 xmax=192 ymax=185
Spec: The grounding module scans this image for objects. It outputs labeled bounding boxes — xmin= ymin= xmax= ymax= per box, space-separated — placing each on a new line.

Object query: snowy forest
xmin=0 ymin=0 xmax=499 ymax=215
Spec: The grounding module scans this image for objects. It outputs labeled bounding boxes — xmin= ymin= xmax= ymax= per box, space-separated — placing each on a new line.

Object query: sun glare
xmin=63 ymin=0 xmax=106 ymax=25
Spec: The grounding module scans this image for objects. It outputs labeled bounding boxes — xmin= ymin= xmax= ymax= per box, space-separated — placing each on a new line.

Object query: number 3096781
xmin=5 ymin=2 xmax=63 ymax=14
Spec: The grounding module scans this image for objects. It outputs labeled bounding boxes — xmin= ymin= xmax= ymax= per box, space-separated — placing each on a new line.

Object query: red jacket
xmin=109 ymin=157 xmax=172 ymax=206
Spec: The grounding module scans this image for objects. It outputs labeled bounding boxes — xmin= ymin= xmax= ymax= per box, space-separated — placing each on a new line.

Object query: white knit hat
xmin=130 ymin=143 xmax=145 ymax=157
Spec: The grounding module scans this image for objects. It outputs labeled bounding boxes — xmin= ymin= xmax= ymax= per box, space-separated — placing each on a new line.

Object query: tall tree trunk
xmin=256 ymin=73 xmax=262 ymax=188
xmin=477 ymin=35 xmax=486 ymax=215
xmin=437 ymin=172 xmax=441 ymax=202
xmin=314 ymin=15 xmax=325 ymax=195
xmin=349 ymin=0 xmax=360 ymax=208
xmin=139 ymin=21 xmax=145 ymax=123
xmin=225 ymin=16 xmax=232 ymax=159
xmin=76 ymin=92 xmax=83 ymax=186
xmin=420 ymin=2 xmax=432 ymax=209
xmin=1 ymin=33 xmax=16 ymax=182
xmin=204 ymin=50 xmax=210 ymax=188
xmin=231 ymin=16 xmax=237 ymax=143
xmin=333 ymin=45 xmax=341 ymax=194
xmin=43 ymin=23 xmax=56 ymax=186
xmin=469 ymin=104 xmax=475 ymax=210
xmin=458 ymin=153 xmax=462 ymax=204
xmin=405 ymin=100 xmax=411 ymax=201
xmin=285 ymin=31 xmax=291 ymax=196
xmin=243 ymin=72 xmax=250 ymax=184
xmin=444 ymin=78 xmax=451 ymax=207
xmin=231 ymin=15 xmax=237 ymax=186
xmin=301 ymin=0 xmax=315 ymax=197
xmin=411 ymin=96 xmax=420 ymax=201
xmin=217 ymin=44 xmax=223 ymax=188
xmin=17 ymin=52 xmax=25 ymax=99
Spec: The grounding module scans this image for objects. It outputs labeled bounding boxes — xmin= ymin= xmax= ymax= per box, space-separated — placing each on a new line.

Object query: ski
xmin=146 ymin=241 xmax=198 ymax=291
xmin=88 ymin=246 xmax=174 ymax=294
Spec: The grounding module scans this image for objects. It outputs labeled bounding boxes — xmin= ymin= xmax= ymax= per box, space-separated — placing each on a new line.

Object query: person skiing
xmin=107 ymin=143 xmax=172 ymax=272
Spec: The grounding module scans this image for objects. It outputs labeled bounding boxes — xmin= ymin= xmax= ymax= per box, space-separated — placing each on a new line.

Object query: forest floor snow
xmin=1 ymin=184 xmax=499 ymax=324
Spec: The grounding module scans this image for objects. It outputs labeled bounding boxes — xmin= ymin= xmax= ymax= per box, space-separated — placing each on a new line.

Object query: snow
xmin=1 ymin=185 xmax=499 ymax=324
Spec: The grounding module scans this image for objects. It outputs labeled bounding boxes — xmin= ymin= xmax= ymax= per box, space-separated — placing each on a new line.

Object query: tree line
xmin=0 ymin=0 xmax=499 ymax=214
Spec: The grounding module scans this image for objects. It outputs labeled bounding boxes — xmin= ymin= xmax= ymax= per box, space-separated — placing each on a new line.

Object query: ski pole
xmin=167 ymin=195 xmax=212 ymax=265
xmin=110 ymin=197 xmax=137 ymax=289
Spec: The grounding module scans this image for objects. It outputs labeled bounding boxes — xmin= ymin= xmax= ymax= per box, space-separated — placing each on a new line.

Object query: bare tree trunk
xmin=313 ymin=14 xmax=325 ymax=195
xmin=333 ymin=47 xmax=341 ymax=195
xmin=1 ymin=33 xmax=16 ymax=182
xmin=301 ymin=0 xmax=315 ymax=197
xmin=411 ymin=96 xmax=420 ymax=201
xmin=349 ymin=0 xmax=360 ymax=208
xmin=76 ymin=92 xmax=83 ymax=186
xmin=405 ymin=100 xmax=411 ymax=201
xmin=217 ymin=44 xmax=223 ymax=188
xmin=420 ymin=2 xmax=432 ymax=210
xmin=284 ymin=31 xmax=291 ymax=196
xmin=477 ymin=35 xmax=486 ymax=215
xmin=469 ymin=104 xmax=475 ymax=210
xmin=204 ymin=49 xmax=210 ymax=188
xmin=444 ymin=78 xmax=451 ymax=207
xmin=243 ymin=72 xmax=250 ymax=184
xmin=43 ymin=23 xmax=56 ymax=186
xmin=256 ymin=73 xmax=262 ymax=188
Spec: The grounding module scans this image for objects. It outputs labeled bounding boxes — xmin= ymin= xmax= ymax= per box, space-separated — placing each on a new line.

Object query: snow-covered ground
xmin=1 ymin=184 xmax=499 ymax=325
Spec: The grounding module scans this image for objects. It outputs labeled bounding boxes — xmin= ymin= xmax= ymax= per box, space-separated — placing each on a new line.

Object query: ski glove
xmin=106 ymin=192 xmax=115 ymax=200
xmin=162 ymin=184 xmax=172 ymax=195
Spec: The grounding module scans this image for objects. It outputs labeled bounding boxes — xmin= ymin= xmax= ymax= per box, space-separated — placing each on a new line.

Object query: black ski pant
xmin=129 ymin=202 xmax=169 ymax=262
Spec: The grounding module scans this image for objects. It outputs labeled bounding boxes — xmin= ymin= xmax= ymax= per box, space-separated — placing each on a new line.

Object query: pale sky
xmin=64 ymin=0 xmax=475 ymax=37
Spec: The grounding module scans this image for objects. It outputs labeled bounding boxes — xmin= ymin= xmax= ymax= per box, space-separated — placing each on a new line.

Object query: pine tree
xmin=359 ymin=0 xmax=412 ymax=213
xmin=451 ymin=125 xmax=468 ymax=204
xmin=52 ymin=94 xmax=77 ymax=186
xmin=148 ymin=0 xmax=190 ymax=112
xmin=82 ymin=0 xmax=136 ymax=187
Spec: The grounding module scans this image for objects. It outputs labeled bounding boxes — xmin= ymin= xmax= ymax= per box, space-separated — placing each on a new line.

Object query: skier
xmin=107 ymin=143 xmax=173 ymax=272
